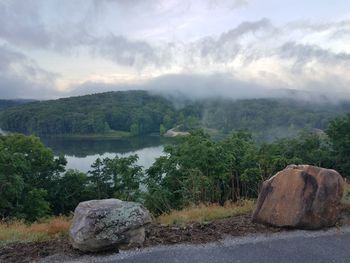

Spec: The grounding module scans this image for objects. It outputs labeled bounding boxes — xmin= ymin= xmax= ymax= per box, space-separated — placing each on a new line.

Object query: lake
xmin=40 ymin=136 xmax=173 ymax=173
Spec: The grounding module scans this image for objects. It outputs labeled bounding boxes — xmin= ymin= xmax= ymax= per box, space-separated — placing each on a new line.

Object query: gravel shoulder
xmin=43 ymin=226 xmax=350 ymax=263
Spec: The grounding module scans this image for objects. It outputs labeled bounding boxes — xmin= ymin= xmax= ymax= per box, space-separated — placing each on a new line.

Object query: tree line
xmin=1 ymin=113 xmax=350 ymax=221
xmin=1 ymin=91 xmax=350 ymax=141
xmin=0 ymin=99 xmax=34 ymax=110
xmin=0 ymin=91 xmax=179 ymax=136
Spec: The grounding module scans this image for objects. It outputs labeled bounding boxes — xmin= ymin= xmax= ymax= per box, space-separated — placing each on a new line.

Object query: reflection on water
xmin=0 ymin=128 xmax=7 ymax=135
xmin=41 ymin=136 xmax=173 ymax=173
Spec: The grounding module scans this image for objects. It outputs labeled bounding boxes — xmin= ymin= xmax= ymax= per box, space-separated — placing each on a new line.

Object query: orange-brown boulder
xmin=252 ymin=165 xmax=344 ymax=229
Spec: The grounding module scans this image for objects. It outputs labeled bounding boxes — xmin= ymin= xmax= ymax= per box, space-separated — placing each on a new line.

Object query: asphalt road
xmin=49 ymin=226 xmax=350 ymax=263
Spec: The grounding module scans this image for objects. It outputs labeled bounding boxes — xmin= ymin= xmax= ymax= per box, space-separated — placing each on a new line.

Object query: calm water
xmin=41 ymin=136 xmax=172 ymax=173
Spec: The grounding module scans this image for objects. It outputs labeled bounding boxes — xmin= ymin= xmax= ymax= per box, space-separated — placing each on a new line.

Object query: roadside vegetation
xmin=0 ymin=201 xmax=255 ymax=246
xmin=342 ymin=182 xmax=350 ymax=205
xmin=1 ymin=111 xmax=350 ymax=246
xmin=157 ymin=200 xmax=255 ymax=226
xmin=0 ymin=216 xmax=70 ymax=247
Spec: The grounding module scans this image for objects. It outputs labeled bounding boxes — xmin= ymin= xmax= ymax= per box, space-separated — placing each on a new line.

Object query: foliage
xmin=88 ymin=158 xmax=113 ymax=199
xmin=327 ymin=114 xmax=350 ymax=178
xmin=50 ymin=170 xmax=92 ymax=215
xmin=145 ymin=130 xmax=257 ymax=214
xmin=144 ymin=130 xmax=334 ymax=215
xmin=159 ymin=124 xmax=166 ymax=135
xmin=87 ymin=155 xmax=143 ymax=202
xmin=0 ymin=134 xmax=66 ymax=221
xmin=0 ymin=133 xmax=145 ymax=220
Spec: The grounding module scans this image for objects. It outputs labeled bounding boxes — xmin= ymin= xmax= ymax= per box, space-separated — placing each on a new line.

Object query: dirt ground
xmin=2 ymin=205 xmax=350 ymax=263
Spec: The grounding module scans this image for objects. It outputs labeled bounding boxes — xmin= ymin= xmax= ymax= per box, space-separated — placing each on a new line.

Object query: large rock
xmin=252 ymin=165 xmax=344 ymax=229
xmin=69 ymin=199 xmax=152 ymax=252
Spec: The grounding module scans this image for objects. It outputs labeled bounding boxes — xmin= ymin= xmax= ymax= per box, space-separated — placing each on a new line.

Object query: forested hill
xmin=0 ymin=91 xmax=176 ymax=136
xmin=1 ymin=90 xmax=350 ymax=141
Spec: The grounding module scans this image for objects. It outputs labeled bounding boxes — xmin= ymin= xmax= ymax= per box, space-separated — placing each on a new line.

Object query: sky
xmin=1 ymin=0 xmax=350 ymax=100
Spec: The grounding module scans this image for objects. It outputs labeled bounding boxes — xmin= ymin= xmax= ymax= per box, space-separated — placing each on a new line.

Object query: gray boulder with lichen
xmin=69 ymin=199 xmax=152 ymax=252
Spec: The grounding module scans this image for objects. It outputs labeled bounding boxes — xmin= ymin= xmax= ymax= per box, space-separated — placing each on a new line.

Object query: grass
xmin=157 ymin=200 xmax=256 ymax=226
xmin=51 ymin=130 xmax=131 ymax=139
xmin=342 ymin=182 xmax=350 ymax=205
xmin=0 ymin=216 xmax=71 ymax=247
xmin=0 ymin=201 xmax=255 ymax=246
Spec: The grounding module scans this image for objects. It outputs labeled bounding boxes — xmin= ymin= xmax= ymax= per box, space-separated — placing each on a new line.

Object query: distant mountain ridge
xmin=0 ymin=99 xmax=36 ymax=110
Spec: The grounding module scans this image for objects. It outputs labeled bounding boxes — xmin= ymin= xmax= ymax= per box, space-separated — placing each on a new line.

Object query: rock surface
xmin=69 ymin=199 xmax=152 ymax=252
xmin=163 ymin=128 xmax=190 ymax=137
xmin=252 ymin=165 xmax=344 ymax=229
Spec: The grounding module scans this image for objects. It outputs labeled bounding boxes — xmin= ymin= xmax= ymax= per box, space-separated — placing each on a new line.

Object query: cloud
xmin=288 ymin=19 xmax=350 ymax=34
xmin=68 ymin=73 xmax=276 ymax=99
xmin=186 ymin=18 xmax=275 ymax=65
xmin=68 ymin=72 xmax=350 ymax=104
xmin=207 ymin=0 xmax=248 ymax=9
xmin=146 ymin=73 xmax=273 ymax=100
xmin=0 ymin=0 xmax=167 ymax=68
xmin=219 ymin=18 xmax=274 ymax=42
xmin=0 ymin=0 xmax=249 ymax=68
xmin=279 ymin=42 xmax=350 ymax=63
xmin=68 ymin=81 xmax=136 ymax=97
xmin=93 ymin=0 xmax=248 ymax=12
xmin=0 ymin=1 xmax=48 ymax=48
xmin=0 ymin=0 xmax=94 ymax=52
xmin=41 ymin=17 xmax=350 ymax=101
xmin=0 ymin=45 xmax=59 ymax=99
xmin=1 ymin=1 xmax=350 ymax=100
xmin=91 ymin=35 xmax=163 ymax=68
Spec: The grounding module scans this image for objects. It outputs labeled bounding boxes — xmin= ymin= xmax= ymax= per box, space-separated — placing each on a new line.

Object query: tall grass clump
xmin=157 ymin=199 xmax=255 ymax=226
xmin=342 ymin=182 xmax=350 ymax=205
xmin=0 ymin=216 xmax=71 ymax=247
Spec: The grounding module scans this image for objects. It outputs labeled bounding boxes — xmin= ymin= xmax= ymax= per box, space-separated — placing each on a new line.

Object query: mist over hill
xmin=1 ymin=90 xmax=350 ymax=142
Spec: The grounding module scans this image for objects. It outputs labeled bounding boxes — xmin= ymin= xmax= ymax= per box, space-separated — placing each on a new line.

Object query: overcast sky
xmin=1 ymin=0 xmax=350 ymax=99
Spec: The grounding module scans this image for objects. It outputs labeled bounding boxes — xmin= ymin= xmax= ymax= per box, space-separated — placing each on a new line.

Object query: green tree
xmin=51 ymin=170 xmax=92 ymax=215
xmin=145 ymin=130 xmax=237 ymax=214
xmin=103 ymin=155 xmax=143 ymax=201
xmin=0 ymin=156 xmax=25 ymax=218
xmin=0 ymin=134 xmax=66 ymax=221
xmin=327 ymin=114 xmax=350 ymax=178
xmin=88 ymin=158 xmax=112 ymax=199
xmin=130 ymin=123 xmax=140 ymax=136
xmin=22 ymin=189 xmax=51 ymax=222
xmin=160 ymin=124 xmax=166 ymax=135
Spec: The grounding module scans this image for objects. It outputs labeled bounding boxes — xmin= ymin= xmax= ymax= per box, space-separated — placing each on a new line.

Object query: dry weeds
xmin=157 ymin=200 xmax=255 ymax=226
xmin=0 ymin=216 xmax=71 ymax=246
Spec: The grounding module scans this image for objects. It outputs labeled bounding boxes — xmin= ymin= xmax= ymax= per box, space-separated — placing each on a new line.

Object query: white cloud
xmin=0 ymin=45 xmax=60 ymax=99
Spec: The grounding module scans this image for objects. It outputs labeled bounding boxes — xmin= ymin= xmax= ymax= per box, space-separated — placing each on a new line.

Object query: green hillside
xmin=1 ymin=90 xmax=350 ymax=141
